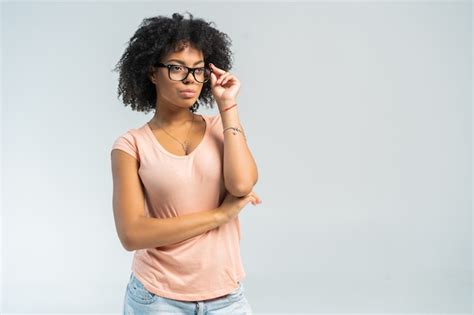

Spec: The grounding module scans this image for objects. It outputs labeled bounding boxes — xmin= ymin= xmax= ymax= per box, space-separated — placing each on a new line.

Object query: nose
xmin=182 ymin=70 xmax=196 ymax=83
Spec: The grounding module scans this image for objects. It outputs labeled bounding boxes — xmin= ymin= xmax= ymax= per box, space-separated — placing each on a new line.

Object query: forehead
xmin=164 ymin=44 xmax=204 ymax=63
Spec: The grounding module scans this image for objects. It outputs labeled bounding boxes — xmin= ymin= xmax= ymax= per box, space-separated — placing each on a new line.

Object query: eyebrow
xmin=166 ymin=59 xmax=205 ymax=66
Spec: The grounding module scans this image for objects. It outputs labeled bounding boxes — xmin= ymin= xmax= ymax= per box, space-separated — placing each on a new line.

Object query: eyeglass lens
xmin=169 ymin=65 xmax=211 ymax=82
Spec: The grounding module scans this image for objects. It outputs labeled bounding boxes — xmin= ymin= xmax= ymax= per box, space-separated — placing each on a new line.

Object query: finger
xmin=211 ymin=72 xmax=225 ymax=89
xmin=221 ymin=74 xmax=235 ymax=86
xmin=246 ymin=194 xmax=256 ymax=203
xmin=210 ymin=63 xmax=226 ymax=75
xmin=249 ymin=196 xmax=257 ymax=205
xmin=216 ymin=73 xmax=226 ymax=85
xmin=210 ymin=71 xmax=217 ymax=86
xmin=217 ymin=73 xmax=231 ymax=85
xmin=253 ymin=196 xmax=260 ymax=205
xmin=252 ymin=192 xmax=262 ymax=203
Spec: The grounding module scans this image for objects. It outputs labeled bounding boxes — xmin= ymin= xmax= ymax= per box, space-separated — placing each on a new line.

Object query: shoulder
xmin=205 ymin=113 xmax=222 ymax=129
xmin=111 ymin=127 xmax=143 ymax=161
xmin=112 ymin=127 xmax=142 ymax=145
xmin=203 ymin=113 xmax=224 ymax=146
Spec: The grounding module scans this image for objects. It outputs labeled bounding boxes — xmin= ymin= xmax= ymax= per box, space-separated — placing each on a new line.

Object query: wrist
xmin=213 ymin=207 xmax=229 ymax=226
xmin=217 ymin=99 xmax=237 ymax=110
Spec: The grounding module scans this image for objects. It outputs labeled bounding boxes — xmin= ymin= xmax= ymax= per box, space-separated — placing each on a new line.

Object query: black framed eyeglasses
xmin=154 ymin=63 xmax=213 ymax=83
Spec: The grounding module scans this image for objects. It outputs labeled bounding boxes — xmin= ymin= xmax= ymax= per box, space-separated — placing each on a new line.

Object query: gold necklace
xmin=150 ymin=115 xmax=196 ymax=154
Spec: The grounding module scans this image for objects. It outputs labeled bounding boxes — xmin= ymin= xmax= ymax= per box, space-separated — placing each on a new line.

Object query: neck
xmin=151 ymin=103 xmax=195 ymax=128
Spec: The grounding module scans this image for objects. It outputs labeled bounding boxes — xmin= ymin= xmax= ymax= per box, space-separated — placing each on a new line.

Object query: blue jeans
xmin=123 ymin=272 xmax=253 ymax=314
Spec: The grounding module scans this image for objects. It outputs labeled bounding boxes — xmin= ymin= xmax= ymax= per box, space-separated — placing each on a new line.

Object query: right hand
xmin=218 ymin=190 xmax=262 ymax=223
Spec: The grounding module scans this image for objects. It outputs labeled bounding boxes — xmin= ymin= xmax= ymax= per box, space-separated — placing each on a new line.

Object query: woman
xmin=110 ymin=12 xmax=262 ymax=314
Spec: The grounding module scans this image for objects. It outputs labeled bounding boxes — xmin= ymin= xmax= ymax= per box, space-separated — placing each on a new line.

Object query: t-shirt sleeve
xmin=111 ymin=131 xmax=139 ymax=161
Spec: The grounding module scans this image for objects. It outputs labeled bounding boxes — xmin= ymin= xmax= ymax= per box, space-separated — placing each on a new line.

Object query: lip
xmin=179 ymin=90 xmax=197 ymax=98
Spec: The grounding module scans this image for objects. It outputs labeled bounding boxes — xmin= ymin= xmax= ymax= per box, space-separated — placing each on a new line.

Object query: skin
xmin=110 ymin=41 xmax=262 ymax=252
xmin=147 ymin=41 xmax=260 ymax=201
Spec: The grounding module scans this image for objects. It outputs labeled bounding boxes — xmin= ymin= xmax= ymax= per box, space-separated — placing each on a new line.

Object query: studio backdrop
xmin=2 ymin=1 xmax=472 ymax=314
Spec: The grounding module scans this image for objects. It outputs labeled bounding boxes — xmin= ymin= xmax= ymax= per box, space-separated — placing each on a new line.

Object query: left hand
xmin=209 ymin=63 xmax=240 ymax=107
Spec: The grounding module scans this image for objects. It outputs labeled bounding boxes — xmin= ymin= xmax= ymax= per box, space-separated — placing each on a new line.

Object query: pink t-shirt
xmin=111 ymin=113 xmax=246 ymax=301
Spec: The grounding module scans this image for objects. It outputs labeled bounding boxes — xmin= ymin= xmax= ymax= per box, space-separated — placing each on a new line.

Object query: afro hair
xmin=112 ymin=11 xmax=234 ymax=114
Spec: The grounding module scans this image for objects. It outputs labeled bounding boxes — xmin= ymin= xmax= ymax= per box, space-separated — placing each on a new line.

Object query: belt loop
xmin=196 ymin=301 xmax=205 ymax=315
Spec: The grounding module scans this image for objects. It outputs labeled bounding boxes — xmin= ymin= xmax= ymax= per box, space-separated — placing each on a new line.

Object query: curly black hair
xmin=112 ymin=11 xmax=234 ymax=114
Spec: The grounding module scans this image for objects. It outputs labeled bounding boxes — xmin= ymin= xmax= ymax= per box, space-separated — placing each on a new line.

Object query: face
xmin=149 ymin=43 xmax=206 ymax=111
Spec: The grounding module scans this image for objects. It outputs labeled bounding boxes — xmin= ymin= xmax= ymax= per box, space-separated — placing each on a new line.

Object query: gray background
xmin=2 ymin=1 xmax=472 ymax=314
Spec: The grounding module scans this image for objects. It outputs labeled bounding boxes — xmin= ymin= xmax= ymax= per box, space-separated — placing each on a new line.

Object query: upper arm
xmin=110 ymin=134 xmax=144 ymax=251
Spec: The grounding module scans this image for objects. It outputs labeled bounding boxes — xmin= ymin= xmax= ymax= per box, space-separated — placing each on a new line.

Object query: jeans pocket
xmin=238 ymin=295 xmax=253 ymax=314
xmin=127 ymin=272 xmax=158 ymax=305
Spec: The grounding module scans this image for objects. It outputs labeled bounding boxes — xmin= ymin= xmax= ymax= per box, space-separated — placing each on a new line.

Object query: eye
xmin=170 ymin=65 xmax=184 ymax=72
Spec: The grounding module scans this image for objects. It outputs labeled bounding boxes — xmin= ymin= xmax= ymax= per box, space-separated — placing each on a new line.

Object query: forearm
xmin=125 ymin=208 xmax=226 ymax=251
xmin=219 ymin=100 xmax=259 ymax=196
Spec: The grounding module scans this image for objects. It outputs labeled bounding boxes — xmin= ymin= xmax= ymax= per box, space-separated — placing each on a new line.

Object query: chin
xmin=185 ymin=98 xmax=198 ymax=105
xmin=173 ymin=99 xmax=195 ymax=107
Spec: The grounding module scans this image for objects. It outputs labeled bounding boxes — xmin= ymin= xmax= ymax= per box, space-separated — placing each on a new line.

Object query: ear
xmin=149 ymin=66 xmax=157 ymax=84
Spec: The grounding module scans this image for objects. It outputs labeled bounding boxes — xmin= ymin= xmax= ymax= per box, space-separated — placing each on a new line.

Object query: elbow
xmin=120 ymin=217 xmax=144 ymax=252
xmin=121 ymin=236 xmax=134 ymax=252
xmin=123 ymin=239 xmax=135 ymax=252
xmin=226 ymin=181 xmax=255 ymax=197
xmin=121 ymin=230 xmax=136 ymax=252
